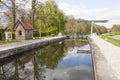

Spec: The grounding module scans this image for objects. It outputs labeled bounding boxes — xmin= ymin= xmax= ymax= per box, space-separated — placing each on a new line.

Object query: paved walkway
xmin=89 ymin=35 xmax=120 ymax=80
xmin=0 ymin=38 xmax=47 ymax=51
xmin=111 ymin=35 xmax=120 ymax=40
xmin=0 ymin=36 xmax=61 ymax=51
xmin=0 ymin=36 xmax=68 ymax=60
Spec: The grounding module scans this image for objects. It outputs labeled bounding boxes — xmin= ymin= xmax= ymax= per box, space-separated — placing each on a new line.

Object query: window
xmin=19 ymin=30 xmax=22 ymax=35
xmin=27 ymin=31 xmax=29 ymax=34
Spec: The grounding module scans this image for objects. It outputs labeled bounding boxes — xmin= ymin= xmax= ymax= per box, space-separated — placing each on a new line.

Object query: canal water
xmin=0 ymin=39 xmax=94 ymax=80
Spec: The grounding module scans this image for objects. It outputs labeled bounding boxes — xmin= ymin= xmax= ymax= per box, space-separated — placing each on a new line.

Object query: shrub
xmin=33 ymin=31 xmax=39 ymax=37
xmin=12 ymin=33 xmax=15 ymax=39
xmin=2 ymin=33 xmax=5 ymax=41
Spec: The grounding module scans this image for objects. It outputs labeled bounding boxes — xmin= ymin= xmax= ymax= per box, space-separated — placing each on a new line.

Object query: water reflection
xmin=0 ymin=39 xmax=94 ymax=80
xmin=47 ymin=45 xmax=93 ymax=80
xmin=64 ymin=39 xmax=88 ymax=53
xmin=0 ymin=42 xmax=64 ymax=80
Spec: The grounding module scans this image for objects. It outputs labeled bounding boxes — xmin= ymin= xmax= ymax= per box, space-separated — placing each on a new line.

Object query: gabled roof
xmin=13 ymin=20 xmax=33 ymax=31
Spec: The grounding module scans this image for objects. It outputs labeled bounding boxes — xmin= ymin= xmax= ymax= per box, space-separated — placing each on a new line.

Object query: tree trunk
xmin=32 ymin=0 xmax=36 ymax=28
xmin=11 ymin=0 xmax=16 ymax=28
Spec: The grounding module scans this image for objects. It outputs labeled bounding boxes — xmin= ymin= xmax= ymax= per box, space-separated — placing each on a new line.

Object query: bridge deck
xmin=88 ymin=36 xmax=120 ymax=80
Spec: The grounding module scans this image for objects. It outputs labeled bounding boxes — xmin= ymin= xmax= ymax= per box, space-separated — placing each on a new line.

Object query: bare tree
xmin=111 ymin=24 xmax=120 ymax=32
xmin=31 ymin=0 xmax=37 ymax=28
xmin=0 ymin=0 xmax=16 ymax=29
xmin=11 ymin=0 xmax=16 ymax=27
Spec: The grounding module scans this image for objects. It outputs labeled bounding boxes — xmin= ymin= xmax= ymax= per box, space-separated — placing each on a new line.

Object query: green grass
xmin=104 ymin=32 xmax=120 ymax=36
xmin=0 ymin=40 xmax=18 ymax=45
xmin=0 ymin=36 xmax=53 ymax=45
xmin=100 ymin=32 xmax=120 ymax=47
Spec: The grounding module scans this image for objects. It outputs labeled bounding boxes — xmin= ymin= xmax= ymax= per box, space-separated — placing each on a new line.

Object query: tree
xmin=96 ymin=25 xmax=107 ymax=34
xmin=64 ymin=17 xmax=108 ymax=35
xmin=0 ymin=0 xmax=28 ymax=31
xmin=1 ymin=0 xmax=16 ymax=27
xmin=65 ymin=16 xmax=77 ymax=34
xmin=31 ymin=0 xmax=37 ymax=28
xmin=111 ymin=24 xmax=120 ymax=32
xmin=0 ymin=0 xmax=66 ymax=36
xmin=35 ymin=0 xmax=66 ymax=36
xmin=11 ymin=0 xmax=16 ymax=27
xmin=56 ymin=10 xmax=66 ymax=34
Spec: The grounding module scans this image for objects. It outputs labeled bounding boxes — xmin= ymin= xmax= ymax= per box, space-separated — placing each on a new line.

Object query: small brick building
xmin=13 ymin=20 xmax=33 ymax=40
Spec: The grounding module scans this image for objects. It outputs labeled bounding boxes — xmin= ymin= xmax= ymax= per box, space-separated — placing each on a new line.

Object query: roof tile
xmin=22 ymin=21 xmax=33 ymax=30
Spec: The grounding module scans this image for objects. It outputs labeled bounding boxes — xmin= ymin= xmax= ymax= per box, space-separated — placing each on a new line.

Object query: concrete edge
xmin=0 ymin=36 xmax=69 ymax=62
xmin=87 ymin=36 xmax=118 ymax=80
xmin=87 ymin=37 xmax=97 ymax=80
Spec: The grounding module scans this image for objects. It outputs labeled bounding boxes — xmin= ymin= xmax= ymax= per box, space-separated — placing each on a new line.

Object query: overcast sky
xmin=1 ymin=0 xmax=120 ymax=28
xmin=56 ymin=0 xmax=120 ymax=28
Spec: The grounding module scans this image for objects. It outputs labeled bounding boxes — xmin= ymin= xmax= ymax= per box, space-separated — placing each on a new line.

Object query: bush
xmin=41 ymin=33 xmax=47 ymax=37
xmin=33 ymin=31 xmax=40 ymax=37
xmin=2 ymin=33 xmax=5 ymax=41
xmin=12 ymin=33 xmax=15 ymax=39
xmin=1 ymin=32 xmax=15 ymax=41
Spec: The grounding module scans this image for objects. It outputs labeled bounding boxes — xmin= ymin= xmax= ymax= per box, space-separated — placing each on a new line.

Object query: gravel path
xmin=111 ymin=35 xmax=120 ymax=40
xmin=0 ymin=36 xmax=59 ymax=51
xmin=91 ymin=35 xmax=120 ymax=80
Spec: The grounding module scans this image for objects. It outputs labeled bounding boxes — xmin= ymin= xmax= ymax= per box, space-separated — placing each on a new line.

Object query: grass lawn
xmin=100 ymin=32 xmax=120 ymax=47
xmin=0 ymin=40 xmax=18 ymax=45
xmin=0 ymin=36 xmax=51 ymax=45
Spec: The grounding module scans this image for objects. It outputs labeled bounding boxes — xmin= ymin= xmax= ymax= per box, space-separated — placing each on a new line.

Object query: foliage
xmin=65 ymin=17 xmax=77 ymax=34
xmin=111 ymin=24 xmax=120 ymax=32
xmin=33 ymin=31 xmax=56 ymax=37
xmin=2 ymin=32 xmax=5 ymax=41
xmin=35 ymin=42 xmax=65 ymax=69
xmin=65 ymin=17 xmax=107 ymax=35
xmin=34 ymin=0 xmax=66 ymax=36
xmin=1 ymin=0 xmax=109 ymax=37
xmin=1 ymin=0 xmax=66 ymax=37
xmin=95 ymin=25 xmax=107 ymax=34
xmin=33 ymin=31 xmax=40 ymax=37
xmin=0 ymin=33 xmax=15 ymax=41
xmin=102 ymin=32 xmax=120 ymax=36
xmin=12 ymin=33 xmax=15 ymax=39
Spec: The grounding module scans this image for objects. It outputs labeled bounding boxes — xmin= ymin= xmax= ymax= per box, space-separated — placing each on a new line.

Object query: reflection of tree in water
xmin=32 ymin=43 xmax=65 ymax=80
xmin=0 ymin=42 xmax=65 ymax=80
xmin=64 ymin=39 xmax=88 ymax=50
xmin=14 ymin=59 xmax=19 ymax=80
xmin=32 ymin=55 xmax=44 ymax=80
xmin=36 ymin=43 xmax=65 ymax=69
xmin=0 ymin=58 xmax=21 ymax=80
xmin=0 ymin=66 xmax=7 ymax=79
